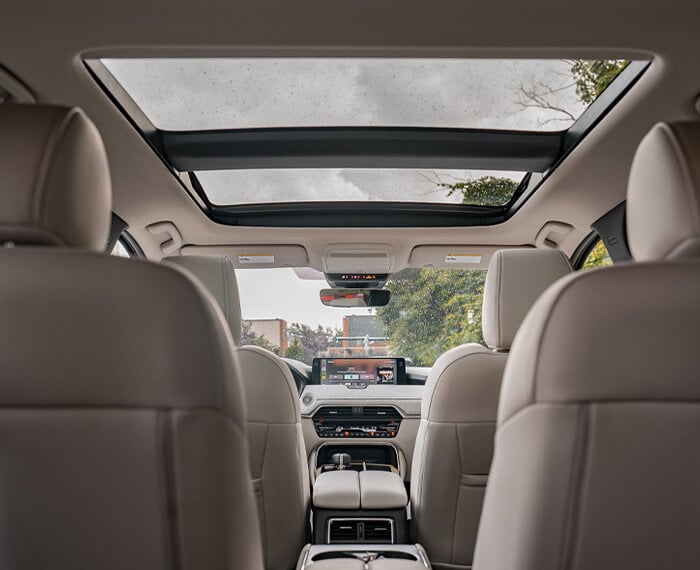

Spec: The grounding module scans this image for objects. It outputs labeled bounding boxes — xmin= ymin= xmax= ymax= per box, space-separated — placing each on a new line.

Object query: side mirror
xmin=319 ymin=288 xmax=391 ymax=308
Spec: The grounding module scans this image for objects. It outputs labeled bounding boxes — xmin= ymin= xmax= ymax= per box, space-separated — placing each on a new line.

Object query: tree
xmin=570 ymin=60 xmax=629 ymax=105
xmin=582 ymin=240 xmax=612 ymax=270
xmin=376 ymin=269 xmax=485 ymax=366
xmin=517 ymin=59 xmax=630 ymax=124
xmin=440 ymin=175 xmax=519 ymax=206
xmin=284 ymin=338 xmax=305 ymax=361
xmin=240 ymin=320 xmax=273 ymax=351
xmin=287 ymin=323 xmax=339 ymax=364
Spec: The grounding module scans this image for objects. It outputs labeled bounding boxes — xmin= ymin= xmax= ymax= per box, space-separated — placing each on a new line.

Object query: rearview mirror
xmin=319 ymin=288 xmax=391 ymax=308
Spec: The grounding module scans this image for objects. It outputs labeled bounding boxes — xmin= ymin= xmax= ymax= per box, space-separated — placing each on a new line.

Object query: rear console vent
xmin=327 ymin=519 xmax=394 ymax=544
xmin=328 ymin=520 xmax=360 ymax=543
xmin=363 ymin=520 xmax=393 ymax=543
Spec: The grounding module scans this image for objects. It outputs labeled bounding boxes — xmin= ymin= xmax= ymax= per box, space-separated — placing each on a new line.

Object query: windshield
xmin=236 ymin=267 xmax=485 ymax=367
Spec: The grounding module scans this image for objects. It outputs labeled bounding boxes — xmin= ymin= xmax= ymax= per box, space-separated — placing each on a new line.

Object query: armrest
xmin=313 ymin=470 xmax=361 ymax=509
xmin=359 ymin=471 xmax=408 ymax=509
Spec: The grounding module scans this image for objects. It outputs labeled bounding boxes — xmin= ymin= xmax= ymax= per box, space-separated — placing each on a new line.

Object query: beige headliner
xmin=2 ymin=0 xmax=699 ymax=268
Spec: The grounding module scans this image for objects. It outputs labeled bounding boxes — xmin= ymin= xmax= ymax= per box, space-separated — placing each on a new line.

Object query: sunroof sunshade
xmin=197 ymin=169 xmax=525 ymax=206
xmin=102 ymin=58 xmax=594 ymax=132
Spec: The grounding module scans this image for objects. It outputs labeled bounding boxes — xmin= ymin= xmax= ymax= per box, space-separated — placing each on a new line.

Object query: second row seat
xmin=411 ymin=248 xmax=573 ymax=570
xmin=164 ymin=255 xmax=310 ymax=570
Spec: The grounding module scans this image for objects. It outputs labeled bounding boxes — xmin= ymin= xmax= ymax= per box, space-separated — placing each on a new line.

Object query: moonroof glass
xmin=196 ymin=169 xmax=525 ymax=206
xmin=102 ymin=58 xmax=602 ymax=132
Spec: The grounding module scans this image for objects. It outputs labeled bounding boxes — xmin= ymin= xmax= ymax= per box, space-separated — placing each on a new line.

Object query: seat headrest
xmin=164 ymin=255 xmax=242 ymax=345
xmin=627 ymin=121 xmax=700 ymax=261
xmin=0 ymin=250 xmax=245 ymax=426
xmin=497 ymin=262 xmax=700 ymax=423
xmin=482 ymin=249 xmax=572 ymax=351
xmin=0 ymin=104 xmax=111 ymax=250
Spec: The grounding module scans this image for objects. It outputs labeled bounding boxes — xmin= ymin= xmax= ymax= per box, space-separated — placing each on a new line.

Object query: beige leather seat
xmin=0 ymin=105 xmax=263 ymax=570
xmin=473 ymin=122 xmax=700 ymax=570
xmin=411 ymin=249 xmax=572 ymax=570
xmin=165 ymin=255 xmax=310 ymax=570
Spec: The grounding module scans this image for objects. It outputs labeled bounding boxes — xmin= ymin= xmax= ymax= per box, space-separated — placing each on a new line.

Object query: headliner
xmin=1 ymin=0 xmax=699 ymax=267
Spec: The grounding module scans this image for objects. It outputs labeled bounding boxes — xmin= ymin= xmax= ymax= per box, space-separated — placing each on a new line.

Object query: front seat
xmin=0 ymin=105 xmax=263 ymax=570
xmin=473 ymin=121 xmax=700 ymax=570
xmin=165 ymin=255 xmax=310 ymax=570
xmin=411 ymin=248 xmax=572 ymax=570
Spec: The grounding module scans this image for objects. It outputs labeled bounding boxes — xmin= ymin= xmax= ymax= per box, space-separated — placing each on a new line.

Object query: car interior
xmin=2 ymin=1 xmax=700 ymax=569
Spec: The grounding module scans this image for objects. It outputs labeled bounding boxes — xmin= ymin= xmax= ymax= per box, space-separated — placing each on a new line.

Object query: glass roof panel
xmin=100 ymin=58 xmax=621 ymax=131
xmin=196 ymin=168 xmax=525 ymax=206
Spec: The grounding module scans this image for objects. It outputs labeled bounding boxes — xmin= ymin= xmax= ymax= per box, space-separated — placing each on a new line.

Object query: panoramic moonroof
xmin=93 ymin=57 xmax=643 ymax=216
xmin=102 ymin=58 xmax=610 ymax=132
xmin=198 ymin=169 xmax=525 ymax=206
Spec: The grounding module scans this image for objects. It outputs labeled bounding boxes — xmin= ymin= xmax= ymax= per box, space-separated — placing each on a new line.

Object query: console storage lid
xmin=359 ymin=471 xmax=408 ymax=509
xmin=314 ymin=471 xmax=361 ymax=509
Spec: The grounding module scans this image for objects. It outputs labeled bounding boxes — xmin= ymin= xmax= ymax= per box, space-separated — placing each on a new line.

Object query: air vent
xmin=328 ymin=520 xmax=360 ymax=543
xmin=314 ymin=406 xmax=354 ymax=419
xmin=360 ymin=406 xmax=401 ymax=419
xmin=363 ymin=520 xmax=393 ymax=543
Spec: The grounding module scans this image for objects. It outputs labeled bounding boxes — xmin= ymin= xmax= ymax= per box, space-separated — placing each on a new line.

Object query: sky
xmin=236 ymin=267 xmax=371 ymax=330
xmin=104 ymin=57 xmax=588 ymax=328
xmin=104 ymin=58 xmax=586 ymax=205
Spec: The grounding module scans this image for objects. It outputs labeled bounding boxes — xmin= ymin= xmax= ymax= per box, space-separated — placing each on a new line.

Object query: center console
xmin=312 ymin=468 xmax=409 ymax=545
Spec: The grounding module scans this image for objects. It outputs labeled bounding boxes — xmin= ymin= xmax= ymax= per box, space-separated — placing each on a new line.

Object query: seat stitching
xmin=559 ymin=404 xmax=590 ymax=569
xmin=161 ymin=410 xmax=182 ymax=570
xmin=451 ymin=422 xmax=463 ymax=564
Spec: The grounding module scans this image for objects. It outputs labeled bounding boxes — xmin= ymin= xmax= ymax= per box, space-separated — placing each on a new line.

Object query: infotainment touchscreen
xmin=312 ymin=357 xmax=406 ymax=386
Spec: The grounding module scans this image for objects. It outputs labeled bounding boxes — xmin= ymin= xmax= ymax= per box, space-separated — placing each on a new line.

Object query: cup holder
xmin=312 ymin=550 xmax=418 ymax=562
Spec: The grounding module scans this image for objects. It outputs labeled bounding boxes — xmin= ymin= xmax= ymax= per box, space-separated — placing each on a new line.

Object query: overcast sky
xmin=105 ymin=57 xmax=585 ymax=329
xmin=236 ymin=268 xmax=371 ymax=330
xmin=104 ymin=58 xmax=585 ymax=205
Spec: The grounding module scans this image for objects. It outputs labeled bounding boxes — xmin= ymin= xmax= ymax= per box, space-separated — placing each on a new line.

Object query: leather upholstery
xmin=165 ymin=254 xmax=310 ymax=570
xmin=482 ymin=249 xmax=573 ymax=350
xmin=627 ymin=122 xmax=700 ymax=261
xmin=313 ymin=471 xmax=361 ymax=509
xmin=0 ymin=105 xmax=263 ymax=570
xmin=0 ymin=104 xmax=111 ymax=250
xmin=239 ymin=345 xmax=310 ymax=570
xmin=165 ymin=254 xmax=242 ymax=344
xmin=359 ymin=471 xmax=408 ymax=509
xmin=411 ymin=249 xmax=572 ymax=570
xmin=473 ymin=122 xmax=700 ymax=570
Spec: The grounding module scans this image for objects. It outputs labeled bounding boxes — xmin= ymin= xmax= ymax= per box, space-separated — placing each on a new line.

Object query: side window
xmin=581 ymin=239 xmax=612 ymax=270
xmin=111 ymin=239 xmax=132 ymax=258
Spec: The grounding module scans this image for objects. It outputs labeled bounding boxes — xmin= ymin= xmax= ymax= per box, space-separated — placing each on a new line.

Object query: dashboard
xmin=311 ymin=357 xmax=406 ymax=387
xmin=281 ymin=359 xmax=428 ymax=483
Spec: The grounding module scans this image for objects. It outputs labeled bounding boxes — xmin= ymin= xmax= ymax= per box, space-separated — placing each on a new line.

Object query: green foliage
xmin=287 ymin=322 xmax=339 ymax=364
xmin=440 ymin=176 xmax=519 ymax=206
xmin=570 ymin=60 xmax=630 ymax=105
xmin=240 ymin=320 xmax=273 ymax=350
xmin=582 ymin=240 xmax=612 ymax=270
xmin=376 ymin=269 xmax=485 ymax=366
xmin=284 ymin=339 xmax=306 ymax=361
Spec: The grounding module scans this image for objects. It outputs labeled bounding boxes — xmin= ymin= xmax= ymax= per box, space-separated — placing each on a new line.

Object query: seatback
xmin=473 ymin=122 xmax=700 ymax=570
xmin=0 ymin=105 xmax=263 ymax=570
xmin=165 ymin=255 xmax=310 ymax=570
xmin=411 ymin=249 xmax=572 ymax=570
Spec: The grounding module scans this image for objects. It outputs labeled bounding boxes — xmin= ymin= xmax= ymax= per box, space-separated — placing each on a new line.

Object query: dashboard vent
xmin=314 ymin=406 xmax=354 ymax=419
xmin=328 ymin=520 xmax=360 ymax=543
xmin=360 ymin=406 xmax=401 ymax=419
xmin=363 ymin=520 xmax=393 ymax=543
